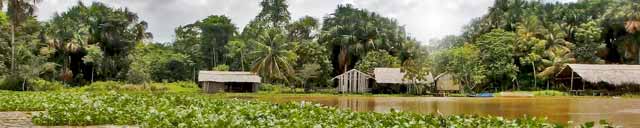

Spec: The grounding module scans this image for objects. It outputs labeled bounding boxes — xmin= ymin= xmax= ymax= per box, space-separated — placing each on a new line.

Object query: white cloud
xmin=35 ymin=0 xmax=495 ymax=44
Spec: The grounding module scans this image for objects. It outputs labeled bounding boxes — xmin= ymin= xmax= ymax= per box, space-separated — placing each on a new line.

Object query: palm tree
xmin=0 ymin=0 xmax=42 ymax=75
xmin=250 ymin=28 xmax=296 ymax=83
xmin=538 ymin=48 xmax=576 ymax=89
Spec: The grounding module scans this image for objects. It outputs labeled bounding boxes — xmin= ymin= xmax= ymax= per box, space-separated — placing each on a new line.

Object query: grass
xmin=495 ymin=90 xmax=569 ymax=97
xmin=0 ymin=91 xmax=581 ymax=127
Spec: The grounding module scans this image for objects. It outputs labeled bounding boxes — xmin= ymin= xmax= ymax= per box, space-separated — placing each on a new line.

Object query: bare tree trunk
xmin=11 ymin=24 xmax=15 ymax=75
xmin=91 ymin=67 xmax=94 ymax=82
xmin=532 ymin=62 xmax=536 ymax=90
xmin=240 ymin=52 xmax=245 ymax=71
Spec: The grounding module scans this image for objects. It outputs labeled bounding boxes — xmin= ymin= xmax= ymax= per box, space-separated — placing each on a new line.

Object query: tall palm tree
xmin=538 ymin=48 xmax=576 ymax=89
xmin=0 ymin=0 xmax=42 ymax=75
xmin=250 ymin=28 xmax=296 ymax=83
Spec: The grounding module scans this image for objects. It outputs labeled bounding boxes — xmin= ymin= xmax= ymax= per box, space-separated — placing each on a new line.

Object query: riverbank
xmin=0 ymin=91 xmax=590 ymax=127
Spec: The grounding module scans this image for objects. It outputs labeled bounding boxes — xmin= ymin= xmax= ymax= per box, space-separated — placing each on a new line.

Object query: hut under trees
xmin=198 ymin=71 xmax=261 ymax=93
xmin=434 ymin=72 xmax=461 ymax=93
xmin=332 ymin=69 xmax=373 ymax=93
xmin=372 ymin=68 xmax=433 ymax=94
xmin=555 ymin=64 xmax=640 ymax=95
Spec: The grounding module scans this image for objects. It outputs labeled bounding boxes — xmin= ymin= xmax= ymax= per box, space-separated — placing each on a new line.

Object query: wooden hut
xmin=198 ymin=71 xmax=261 ymax=93
xmin=555 ymin=64 xmax=640 ymax=95
xmin=372 ymin=68 xmax=433 ymax=94
xmin=332 ymin=69 xmax=373 ymax=93
xmin=434 ymin=73 xmax=461 ymax=93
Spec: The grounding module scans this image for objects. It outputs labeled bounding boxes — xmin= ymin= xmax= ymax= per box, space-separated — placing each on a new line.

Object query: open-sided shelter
xmin=372 ymin=68 xmax=433 ymax=93
xmin=555 ymin=64 xmax=640 ymax=93
xmin=198 ymin=71 xmax=261 ymax=93
xmin=434 ymin=72 xmax=461 ymax=93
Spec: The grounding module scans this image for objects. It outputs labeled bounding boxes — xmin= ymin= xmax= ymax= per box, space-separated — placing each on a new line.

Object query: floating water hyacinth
xmin=0 ymin=91 xmax=609 ymax=127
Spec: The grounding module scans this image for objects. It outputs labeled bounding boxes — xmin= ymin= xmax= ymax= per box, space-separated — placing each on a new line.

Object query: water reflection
xmin=243 ymin=96 xmax=640 ymax=127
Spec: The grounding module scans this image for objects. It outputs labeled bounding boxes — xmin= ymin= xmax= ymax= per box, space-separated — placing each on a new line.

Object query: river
xmin=240 ymin=95 xmax=640 ymax=127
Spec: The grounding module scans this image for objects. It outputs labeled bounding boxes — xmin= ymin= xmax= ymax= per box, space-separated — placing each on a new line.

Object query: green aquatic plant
xmin=0 ymin=91 xmax=606 ymax=127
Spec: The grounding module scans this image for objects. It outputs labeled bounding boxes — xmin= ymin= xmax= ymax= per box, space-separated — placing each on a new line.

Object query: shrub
xmin=259 ymin=83 xmax=285 ymax=93
xmin=533 ymin=90 xmax=568 ymax=96
xmin=82 ymin=81 xmax=123 ymax=91
xmin=28 ymin=79 xmax=64 ymax=91
xmin=0 ymin=76 xmax=23 ymax=90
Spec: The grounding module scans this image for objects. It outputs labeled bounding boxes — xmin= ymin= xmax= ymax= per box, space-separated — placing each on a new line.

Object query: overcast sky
xmin=35 ymin=0 xmax=496 ymax=44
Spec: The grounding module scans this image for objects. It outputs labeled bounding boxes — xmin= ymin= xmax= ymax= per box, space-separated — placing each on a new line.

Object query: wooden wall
xmin=202 ymin=82 xmax=226 ymax=93
xmin=336 ymin=70 xmax=370 ymax=93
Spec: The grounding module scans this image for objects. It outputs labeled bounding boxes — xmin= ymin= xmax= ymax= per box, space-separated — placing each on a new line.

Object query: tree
xmin=433 ymin=44 xmax=486 ymax=93
xmin=320 ymin=4 xmax=413 ymax=74
xmin=476 ymin=29 xmax=519 ymax=90
xmin=287 ymin=16 xmax=318 ymax=42
xmin=402 ymin=47 xmax=431 ymax=95
xmin=250 ymin=28 xmax=297 ymax=83
xmin=0 ymin=0 xmax=41 ymax=77
xmin=39 ymin=2 xmax=151 ymax=84
xmin=173 ymin=24 xmax=202 ymax=80
xmin=82 ymin=45 xmax=103 ymax=82
xmin=355 ymin=50 xmax=401 ymax=74
xmin=295 ymin=63 xmax=322 ymax=92
xmin=198 ymin=15 xmax=237 ymax=68
xmin=225 ymin=40 xmax=249 ymax=71
xmin=241 ymin=0 xmax=291 ymax=39
xmin=574 ymin=21 xmax=605 ymax=63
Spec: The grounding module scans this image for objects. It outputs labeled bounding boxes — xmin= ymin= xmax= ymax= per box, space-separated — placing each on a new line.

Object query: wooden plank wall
xmin=336 ymin=70 xmax=369 ymax=93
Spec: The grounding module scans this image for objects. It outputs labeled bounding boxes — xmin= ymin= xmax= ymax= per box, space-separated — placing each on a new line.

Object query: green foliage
xmin=37 ymin=2 xmax=151 ymax=85
xmin=532 ymin=90 xmax=568 ymax=96
xmin=258 ymin=83 xmax=286 ymax=93
xmin=199 ymin=15 xmax=237 ymax=68
xmin=574 ymin=21 xmax=605 ymax=63
xmin=250 ymin=28 xmax=297 ymax=82
xmin=0 ymin=91 xmax=566 ymax=127
xmin=129 ymin=43 xmax=192 ymax=83
xmin=320 ymin=4 xmax=416 ymax=74
xmin=225 ymin=40 xmax=250 ymax=71
xmin=28 ymin=79 xmax=64 ymax=91
xmin=81 ymin=81 xmax=123 ymax=91
xmin=355 ymin=50 xmax=401 ymax=74
xmin=78 ymin=81 xmax=199 ymax=92
xmin=211 ymin=64 xmax=230 ymax=71
xmin=476 ymin=29 xmax=519 ymax=87
xmin=434 ymin=44 xmax=487 ymax=93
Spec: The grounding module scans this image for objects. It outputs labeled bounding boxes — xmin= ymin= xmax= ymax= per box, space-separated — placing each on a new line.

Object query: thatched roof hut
xmin=434 ymin=72 xmax=461 ymax=92
xmin=198 ymin=71 xmax=261 ymax=93
xmin=556 ymin=64 xmax=640 ymax=88
xmin=373 ymin=68 xmax=432 ymax=84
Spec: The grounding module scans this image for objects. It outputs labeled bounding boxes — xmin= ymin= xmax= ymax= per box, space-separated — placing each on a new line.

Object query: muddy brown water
xmin=240 ymin=96 xmax=640 ymax=127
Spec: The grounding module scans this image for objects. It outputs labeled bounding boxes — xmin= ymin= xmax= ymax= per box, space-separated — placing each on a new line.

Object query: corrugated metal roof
xmin=198 ymin=71 xmax=261 ymax=83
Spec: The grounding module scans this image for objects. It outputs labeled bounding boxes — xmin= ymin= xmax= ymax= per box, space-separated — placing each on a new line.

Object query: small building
xmin=555 ymin=64 xmax=640 ymax=94
xmin=197 ymin=71 xmax=261 ymax=93
xmin=434 ymin=72 xmax=461 ymax=93
xmin=332 ymin=69 xmax=373 ymax=93
xmin=372 ymin=68 xmax=433 ymax=94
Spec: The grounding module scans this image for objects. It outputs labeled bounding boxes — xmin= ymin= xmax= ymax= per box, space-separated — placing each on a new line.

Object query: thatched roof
xmin=556 ymin=64 xmax=640 ymax=86
xmin=373 ymin=68 xmax=432 ymax=84
xmin=434 ymin=72 xmax=460 ymax=91
xmin=198 ymin=71 xmax=261 ymax=83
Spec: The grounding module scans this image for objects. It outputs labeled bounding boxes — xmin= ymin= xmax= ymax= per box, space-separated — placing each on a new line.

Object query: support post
xmin=570 ymin=72 xmax=574 ymax=91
